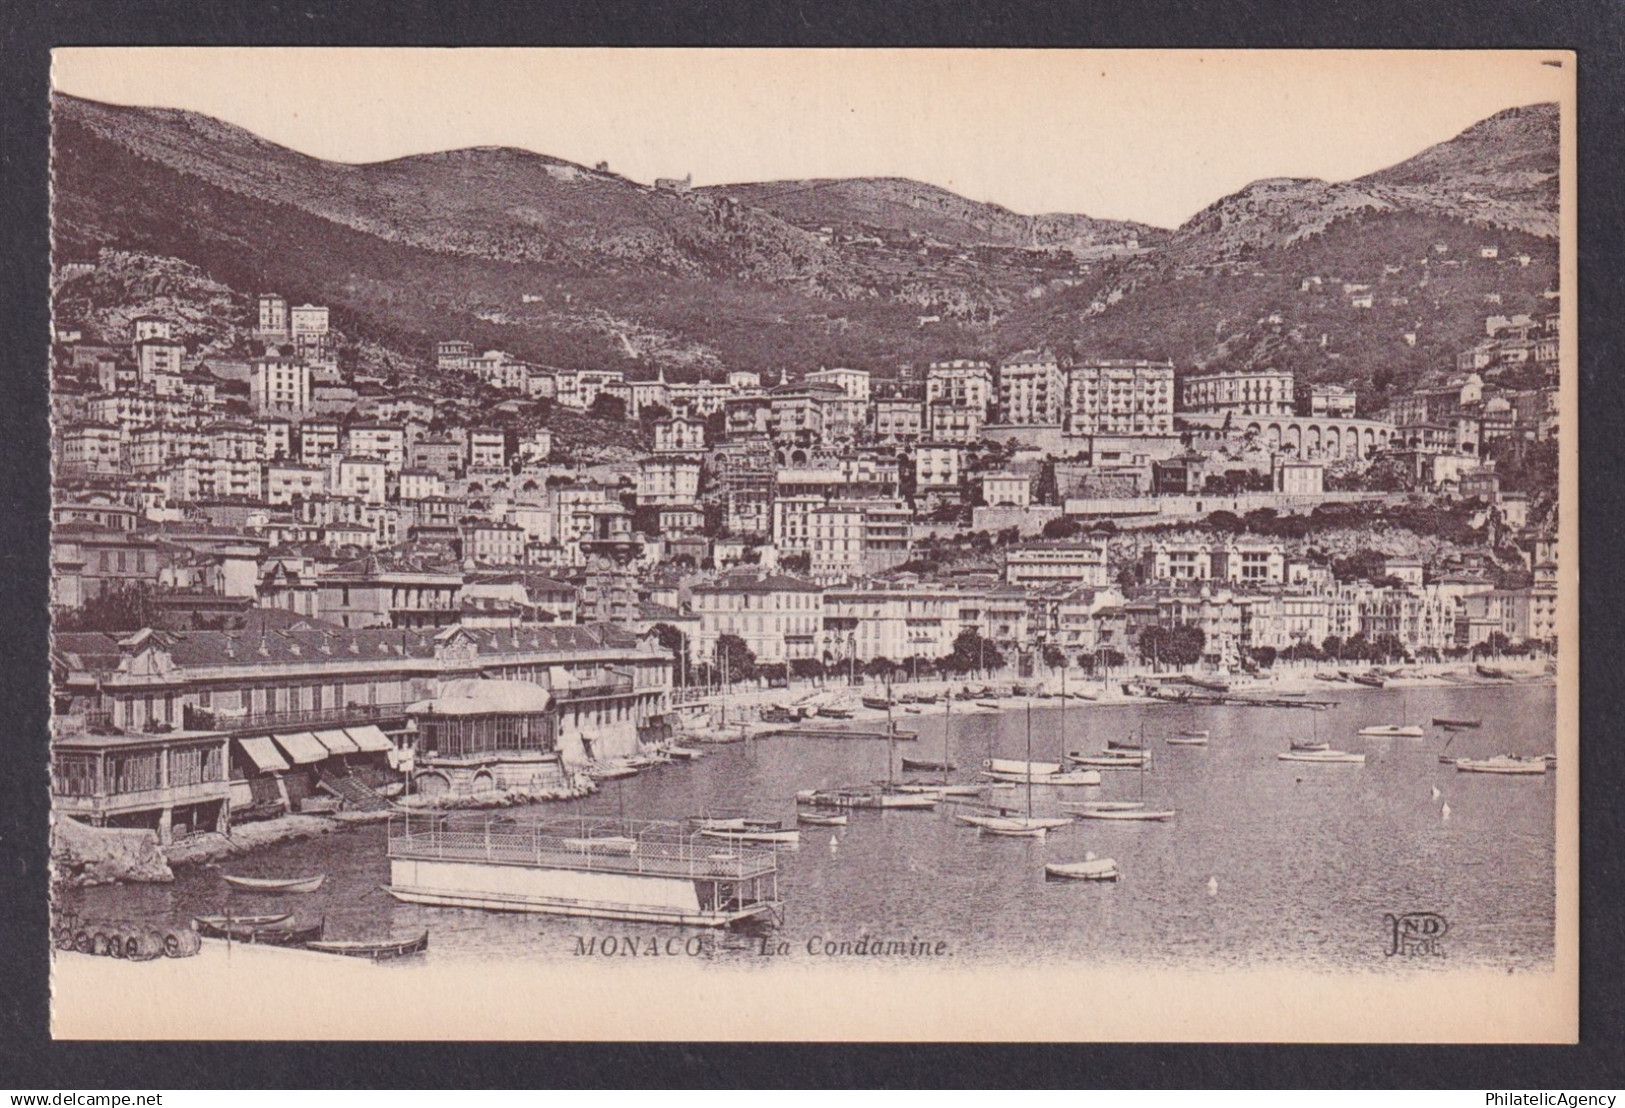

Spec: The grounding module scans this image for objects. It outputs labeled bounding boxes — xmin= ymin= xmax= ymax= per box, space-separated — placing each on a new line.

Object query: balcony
xmin=183 ymin=700 xmax=413 ymax=734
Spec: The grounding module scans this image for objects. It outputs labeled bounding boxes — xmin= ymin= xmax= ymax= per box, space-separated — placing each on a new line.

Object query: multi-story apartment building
xmin=299 ymin=420 xmax=343 ymax=466
xmin=1141 ymin=541 xmax=1286 ymax=586
xmin=636 ymin=458 xmax=701 ymax=506
xmin=652 ymin=417 xmax=706 ymax=453
xmin=980 ymin=472 xmax=1032 ymax=509
xmin=256 ymin=293 xmax=290 ymax=342
xmin=58 ymin=423 xmax=123 ymax=478
xmin=690 ymin=573 xmax=825 ymax=666
xmin=805 ymin=367 xmax=871 ymax=402
xmin=1180 ymin=368 xmax=1296 ymax=416
xmin=345 ymin=423 xmax=407 ymax=472
xmin=332 ymin=456 xmax=388 ymax=504
xmin=1066 ymin=359 xmax=1175 ymax=435
xmin=1005 ymin=543 xmax=1110 ymax=588
xmin=468 ymin=429 xmax=508 ymax=471
xmin=873 ymin=398 xmax=924 ymax=443
xmin=997 ymin=351 xmax=1065 ymax=425
xmin=914 ymin=446 xmax=963 ymax=494
xmin=265 ymin=462 xmax=328 ymax=504
xmin=927 ymin=403 xmax=983 ymax=444
xmin=926 ymin=359 xmax=994 ymax=415
xmin=822 ymin=581 xmax=969 ymax=663
xmin=250 ymin=356 xmax=312 ymax=416
xmin=288 ymin=304 xmax=330 ymax=360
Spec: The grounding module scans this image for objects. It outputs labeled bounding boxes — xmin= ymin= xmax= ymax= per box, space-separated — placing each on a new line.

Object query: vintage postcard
xmin=45 ymin=48 xmax=1576 ymax=1041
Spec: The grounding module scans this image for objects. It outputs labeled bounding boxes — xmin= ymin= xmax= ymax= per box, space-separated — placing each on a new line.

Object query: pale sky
xmin=52 ymin=48 xmax=1569 ymax=229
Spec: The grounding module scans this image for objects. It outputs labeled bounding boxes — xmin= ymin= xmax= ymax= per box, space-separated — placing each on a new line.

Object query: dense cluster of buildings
xmin=48 ymin=275 xmax=1560 ymax=844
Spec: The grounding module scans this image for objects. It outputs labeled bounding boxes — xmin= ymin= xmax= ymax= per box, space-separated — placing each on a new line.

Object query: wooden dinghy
xmin=1455 ymin=755 xmax=1548 ymax=776
xmin=796 ymin=811 xmax=848 ymax=826
xmin=900 ymin=756 xmax=956 ymax=772
xmin=1060 ymin=800 xmax=1145 ymax=812
xmin=306 ymin=931 xmax=429 ymax=960
xmin=221 ymin=873 xmax=326 ymax=894
xmin=1432 ymin=717 xmax=1482 ymax=729
xmin=193 ymin=915 xmax=325 ymax=946
xmin=1164 ymin=734 xmax=1209 ymax=746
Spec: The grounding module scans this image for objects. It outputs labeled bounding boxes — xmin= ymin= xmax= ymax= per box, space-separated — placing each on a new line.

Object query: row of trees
xmin=656 ymin=626 xmax=1129 ymax=687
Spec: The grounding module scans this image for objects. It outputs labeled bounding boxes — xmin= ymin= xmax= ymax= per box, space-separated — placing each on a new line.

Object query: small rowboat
xmin=1174 ymin=729 xmax=1210 ymax=739
xmin=975 ymin=701 xmax=1001 ymax=710
xmin=1290 ymin=739 xmax=1331 ymax=752
xmin=1072 ymin=808 xmax=1176 ymax=822
xmin=222 ymin=873 xmax=326 ymax=894
xmin=1164 ymin=734 xmax=1209 ymax=746
xmin=1106 ymin=738 xmax=1146 ymax=751
xmin=861 ymin=696 xmax=892 ymax=711
xmin=1358 ymin=725 xmax=1424 ymax=738
xmin=985 ymin=758 xmax=1061 ymax=777
xmin=1433 ymin=717 xmax=1482 ymax=729
xmin=193 ymin=915 xmax=325 ymax=945
xmin=900 ymin=757 xmax=956 ymax=772
xmin=307 ymin=932 xmax=429 ymax=960
xmin=818 ymin=706 xmax=855 ymax=720
xmin=797 ymin=811 xmax=848 ymax=826
xmin=1060 ymin=800 xmax=1145 ymax=812
xmin=1046 ymin=859 xmax=1120 ymax=881
xmin=190 ymin=913 xmax=289 ymax=931
xmin=1277 ymin=750 xmax=1365 ymax=764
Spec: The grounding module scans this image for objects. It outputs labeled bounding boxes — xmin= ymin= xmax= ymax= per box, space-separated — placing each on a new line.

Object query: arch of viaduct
xmin=1183 ymin=414 xmax=1398 ymax=460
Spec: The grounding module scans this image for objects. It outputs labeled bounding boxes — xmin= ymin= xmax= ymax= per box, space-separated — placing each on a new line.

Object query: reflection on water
xmin=66 ymin=684 xmax=1557 ymax=970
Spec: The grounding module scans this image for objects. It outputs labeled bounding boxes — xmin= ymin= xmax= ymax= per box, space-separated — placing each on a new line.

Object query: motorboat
xmin=1045 ymin=859 xmax=1120 ymax=881
xmin=1357 ymin=725 xmax=1424 ymax=738
xmin=1455 ymin=755 xmax=1548 ymax=776
xmin=1072 ymin=807 xmax=1175 ymax=822
xmin=1277 ymin=749 xmax=1366 ymax=764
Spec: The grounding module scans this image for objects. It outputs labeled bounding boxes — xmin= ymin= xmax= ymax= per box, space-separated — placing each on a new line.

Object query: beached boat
xmin=817 ymin=706 xmax=856 ymax=720
xmin=192 ymin=915 xmax=325 ymax=945
xmin=975 ymin=700 xmax=1001 ymax=710
xmin=306 ymin=932 xmax=429 ymax=960
xmin=1455 ymin=755 xmax=1548 ymax=776
xmin=1072 ymin=807 xmax=1175 ymax=822
xmin=796 ymin=811 xmax=848 ymax=827
xmin=1350 ymin=673 xmax=1386 ymax=689
xmin=189 ymin=913 xmax=289 ymax=932
xmin=221 ymin=873 xmax=326 ymax=894
xmin=384 ymin=814 xmax=782 ymax=927
xmin=1432 ymin=717 xmax=1482 ymax=729
xmin=861 ymin=696 xmax=893 ymax=711
xmin=1277 ymin=749 xmax=1365 ymax=764
xmin=1476 ymin=664 xmax=1510 ymax=679
xmin=1357 ymin=725 xmax=1425 ymax=738
xmin=900 ymin=756 xmax=956 ymax=772
xmin=1045 ymin=859 xmax=1120 ymax=881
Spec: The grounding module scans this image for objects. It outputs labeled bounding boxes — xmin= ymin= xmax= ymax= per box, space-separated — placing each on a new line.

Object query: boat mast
xmin=943 ymin=682 xmax=953 ymax=788
xmin=886 ymin=677 xmax=895 ymax=792
xmin=1025 ymin=699 xmax=1034 ymax=822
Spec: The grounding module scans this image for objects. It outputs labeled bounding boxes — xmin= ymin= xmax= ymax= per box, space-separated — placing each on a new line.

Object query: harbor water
xmin=64 ymin=683 xmax=1558 ymax=970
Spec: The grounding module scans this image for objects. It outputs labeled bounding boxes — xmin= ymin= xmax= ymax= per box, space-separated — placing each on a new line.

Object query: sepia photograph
xmin=42 ymin=47 xmax=1577 ymax=1042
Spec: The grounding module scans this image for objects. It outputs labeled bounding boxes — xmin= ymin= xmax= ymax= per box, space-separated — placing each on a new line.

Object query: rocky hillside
xmin=51 ymin=92 xmax=1559 ymax=397
xmin=703 ymin=176 xmax=1163 ymax=252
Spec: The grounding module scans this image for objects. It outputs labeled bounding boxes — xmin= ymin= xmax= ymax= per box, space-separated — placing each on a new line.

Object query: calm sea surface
xmin=67 ymin=683 xmax=1558 ymax=970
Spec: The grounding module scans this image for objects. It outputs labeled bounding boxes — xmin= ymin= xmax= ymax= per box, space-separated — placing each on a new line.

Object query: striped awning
xmin=271 ymin=731 xmax=329 ymax=764
xmin=345 ymin=724 xmax=393 ymax=753
xmin=313 ymin=728 xmax=360 ymax=755
xmin=236 ymin=735 xmax=290 ymax=775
